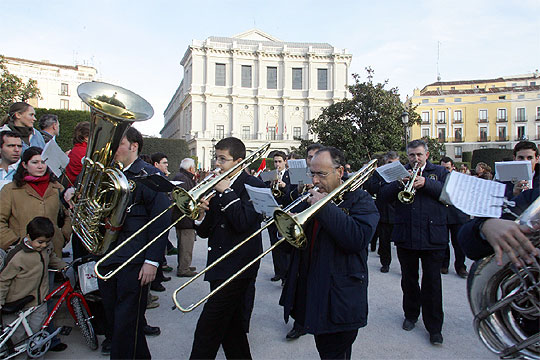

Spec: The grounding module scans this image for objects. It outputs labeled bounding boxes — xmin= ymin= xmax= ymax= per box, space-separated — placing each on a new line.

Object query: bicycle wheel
xmin=70 ymin=297 xmax=98 ymax=350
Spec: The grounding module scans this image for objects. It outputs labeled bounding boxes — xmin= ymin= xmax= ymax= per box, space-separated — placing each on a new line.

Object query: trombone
xmin=172 ymin=159 xmax=377 ymax=312
xmin=94 ymin=142 xmax=271 ymax=280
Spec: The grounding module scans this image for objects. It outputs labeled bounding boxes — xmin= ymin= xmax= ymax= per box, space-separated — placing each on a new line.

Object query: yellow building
xmin=410 ymin=72 xmax=540 ymax=160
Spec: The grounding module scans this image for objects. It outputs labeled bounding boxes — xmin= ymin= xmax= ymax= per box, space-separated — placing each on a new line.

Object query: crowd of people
xmin=0 ymin=100 xmax=538 ymax=359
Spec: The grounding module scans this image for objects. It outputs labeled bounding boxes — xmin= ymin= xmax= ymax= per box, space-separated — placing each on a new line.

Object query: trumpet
xmin=94 ymin=142 xmax=271 ymax=280
xmin=271 ymin=170 xmax=283 ymax=198
xmin=398 ymin=163 xmax=420 ymax=204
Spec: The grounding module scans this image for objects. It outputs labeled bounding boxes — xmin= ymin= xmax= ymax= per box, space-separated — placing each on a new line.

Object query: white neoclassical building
xmin=161 ymin=29 xmax=352 ymax=169
xmin=3 ymin=56 xmax=98 ymax=111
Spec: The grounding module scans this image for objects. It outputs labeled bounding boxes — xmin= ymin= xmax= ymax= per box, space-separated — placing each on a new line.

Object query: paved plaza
xmin=49 ymin=229 xmax=496 ymax=359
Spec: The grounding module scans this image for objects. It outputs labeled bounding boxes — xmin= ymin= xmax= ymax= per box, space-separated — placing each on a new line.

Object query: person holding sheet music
xmin=501 ymin=141 xmax=540 ymax=199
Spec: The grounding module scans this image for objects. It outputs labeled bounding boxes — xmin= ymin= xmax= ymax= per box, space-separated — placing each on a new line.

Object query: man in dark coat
xmin=379 ymin=139 xmax=449 ymax=346
xmin=280 ymin=147 xmax=379 ymax=359
xmin=189 ymin=137 xmax=265 ymax=360
xmin=501 ymin=141 xmax=540 ymax=199
xmin=97 ymin=127 xmax=171 ymax=359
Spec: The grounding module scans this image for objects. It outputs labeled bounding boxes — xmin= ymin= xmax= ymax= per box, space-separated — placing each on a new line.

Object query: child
xmin=0 ymin=216 xmax=67 ymax=347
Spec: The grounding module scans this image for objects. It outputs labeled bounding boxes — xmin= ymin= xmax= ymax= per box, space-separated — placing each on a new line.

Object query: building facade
xmin=161 ymin=29 xmax=352 ymax=169
xmin=3 ymin=56 xmax=98 ymax=111
xmin=410 ymin=72 xmax=540 ymax=160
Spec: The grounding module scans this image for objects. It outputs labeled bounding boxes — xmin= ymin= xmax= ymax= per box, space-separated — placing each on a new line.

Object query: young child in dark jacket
xmin=0 ymin=216 xmax=66 ymax=345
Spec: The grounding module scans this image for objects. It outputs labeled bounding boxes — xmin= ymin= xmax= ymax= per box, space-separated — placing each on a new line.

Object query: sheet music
xmin=440 ymin=171 xmax=506 ymax=218
xmin=245 ymin=184 xmax=280 ymax=217
xmin=260 ymin=169 xmax=278 ymax=182
xmin=42 ymin=140 xmax=69 ymax=178
xmin=287 ymin=159 xmax=313 ymax=185
xmin=376 ymin=161 xmax=410 ymax=183
xmin=495 ymin=161 xmax=532 ymax=187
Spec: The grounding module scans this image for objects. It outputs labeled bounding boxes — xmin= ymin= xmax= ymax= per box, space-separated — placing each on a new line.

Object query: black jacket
xmin=172 ymin=168 xmax=197 ymax=229
xmin=279 ymin=189 xmax=379 ymax=335
xmin=502 ymin=163 xmax=540 ymax=200
xmin=379 ymin=161 xmax=449 ymax=250
xmin=364 ymin=171 xmax=396 ymax=224
xmin=196 ymin=171 xmax=265 ymax=281
xmin=100 ymin=158 xmax=171 ymax=266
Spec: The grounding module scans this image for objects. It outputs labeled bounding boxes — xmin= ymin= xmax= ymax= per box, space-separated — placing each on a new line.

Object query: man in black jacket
xmin=189 ymin=137 xmax=265 ymax=360
xmin=280 ymin=147 xmax=379 ymax=359
xmin=501 ymin=141 xmax=540 ymax=199
xmin=97 ymin=127 xmax=170 ymax=359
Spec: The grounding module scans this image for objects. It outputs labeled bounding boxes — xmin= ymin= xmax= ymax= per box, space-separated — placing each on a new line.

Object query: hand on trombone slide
xmin=307 ymin=188 xmax=327 ymax=205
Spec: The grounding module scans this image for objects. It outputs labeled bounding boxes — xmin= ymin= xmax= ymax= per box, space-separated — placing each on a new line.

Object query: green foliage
xmin=139 ymin=137 xmax=190 ymax=177
xmin=306 ymin=68 xmax=420 ymax=169
xmin=35 ymin=108 xmax=91 ymax=150
xmin=421 ymin=137 xmax=445 ymax=164
xmin=249 ymin=158 xmax=275 ymax=171
xmin=462 ymin=151 xmax=472 ymax=163
xmin=471 ymin=148 xmax=513 ymax=172
xmin=0 ymin=56 xmax=41 ymax=115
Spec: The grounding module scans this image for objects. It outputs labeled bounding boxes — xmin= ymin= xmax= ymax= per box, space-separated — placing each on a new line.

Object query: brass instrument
xmin=271 ymin=170 xmax=283 ymax=198
xmin=94 ymin=142 xmax=271 ymax=280
xmin=72 ymin=82 xmax=154 ymax=255
xmin=467 ymin=196 xmax=540 ymax=359
xmin=398 ymin=163 xmax=420 ymax=204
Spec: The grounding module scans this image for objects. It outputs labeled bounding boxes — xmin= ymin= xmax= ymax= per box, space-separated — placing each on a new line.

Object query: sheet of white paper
xmin=441 ymin=171 xmax=506 ymax=218
xmin=42 ymin=140 xmax=69 ymax=178
xmin=287 ymin=159 xmax=307 ymax=168
xmin=376 ymin=161 xmax=410 ymax=183
xmin=245 ymin=184 xmax=280 ymax=217
xmin=260 ymin=170 xmax=278 ymax=182
xmin=494 ymin=161 xmax=532 ymax=185
xmin=286 ymin=159 xmax=313 ymax=185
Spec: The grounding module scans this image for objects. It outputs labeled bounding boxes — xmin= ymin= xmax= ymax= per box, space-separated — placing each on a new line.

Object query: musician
xmin=501 ymin=141 xmax=540 ymax=199
xmin=280 ymin=147 xmax=379 ymax=359
xmin=190 ymin=137 xmax=265 ymax=360
xmin=97 ymin=127 xmax=170 ymax=359
xmin=379 ymin=139 xmax=449 ymax=346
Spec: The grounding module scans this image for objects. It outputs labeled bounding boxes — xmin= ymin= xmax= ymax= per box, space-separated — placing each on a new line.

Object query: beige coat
xmin=0 ymin=181 xmax=71 ymax=257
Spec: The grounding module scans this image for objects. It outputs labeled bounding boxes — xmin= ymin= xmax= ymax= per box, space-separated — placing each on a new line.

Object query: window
xmin=537 ymin=107 xmax=540 ymax=120
xmin=215 ymin=63 xmax=226 ymax=86
xmin=267 ymin=67 xmax=277 ymax=89
xmin=455 ymin=146 xmax=462 ymax=158
xmin=267 ymin=126 xmax=276 ymax=140
xmin=497 ymin=108 xmax=507 ymax=121
xmin=479 ymin=109 xmax=488 ymax=122
xmin=241 ymin=65 xmax=252 ymax=88
xmin=454 ymin=98 xmax=462 ymax=102
xmin=421 ymin=112 xmax=430 ymax=124
xmin=498 ymin=126 xmax=507 ymax=141
xmin=479 ymin=127 xmax=488 ymax=141
xmin=437 ymin=111 xmax=446 ymax=123
xmin=422 ymin=99 xmax=429 ymax=103
xmin=454 ymin=110 xmax=462 ymax=122
xmin=438 ymin=128 xmax=446 ymax=142
xmin=518 ymin=94 xmax=525 ymax=99
xmin=60 ymin=83 xmax=69 ymax=96
xmin=454 ymin=128 xmax=462 ymax=142
xmin=242 ymin=126 xmax=250 ymax=140
xmin=293 ymin=127 xmax=301 ymax=139
xmin=292 ymin=68 xmax=302 ymax=90
xmin=480 ymin=96 xmax=487 ymax=101
xmin=537 ymin=124 xmax=540 ymax=139
xmin=438 ymin=98 xmax=445 ymax=103
xmin=317 ymin=69 xmax=328 ymax=90
xmin=517 ymin=125 xmax=526 ymax=140
xmin=451 ymin=87 xmax=456 ymax=90
xmin=60 ymin=99 xmax=69 ymax=110
xmin=499 ymin=95 xmax=506 ymax=100
xmin=531 ymin=81 xmax=536 ymax=86
xmin=216 ymin=125 xmax=225 ymax=139
xmin=421 ymin=128 xmax=430 ymax=137
xmin=517 ymin=108 xmax=526 ymax=122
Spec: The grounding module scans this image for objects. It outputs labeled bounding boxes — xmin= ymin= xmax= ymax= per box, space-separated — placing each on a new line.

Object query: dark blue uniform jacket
xmin=379 ymin=161 xmax=449 ymax=250
xmin=196 ymin=171 xmax=265 ymax=281
xmin=279 ymin=189 xmax=379 ymax=335
xmin=364 ymin=171 xmax=396 ymax=224
xmin=502 ymin=163 xmax=540 ymax=200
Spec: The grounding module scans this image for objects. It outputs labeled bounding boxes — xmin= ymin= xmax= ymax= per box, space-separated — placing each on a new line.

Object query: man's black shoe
xmin=101 ymin=338 xmax=111 ymax=355
xmin=380 ymin=265 xmax=389 ymax=273
xmin=150 ymin=283 xmax=166 ymax=292
xmin=457 ymin=268 xmax=468 ymax=279
xmin=402 ymin=318 xmax=416 ymax=331
xmin=430 ymin=332 xmax=443 ymax=345
xmin=160 ymin=276 xmax=172 ymax=282
xmin=441 ymin=267 xmax=449 ymax=274
xmin=50 ymin=342 xmax=68 ymax=352
xmin=270 ymin=275 xmax=281 ymax=282
xmin=286 ymin=328 xmax=307 ymax=340
xmin=144 ymin=325 xmax=161 ymax=337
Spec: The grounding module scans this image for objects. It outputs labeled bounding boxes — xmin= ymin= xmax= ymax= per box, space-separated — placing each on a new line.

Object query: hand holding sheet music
xmin=376 ymin=161 xmax=410 ymax=183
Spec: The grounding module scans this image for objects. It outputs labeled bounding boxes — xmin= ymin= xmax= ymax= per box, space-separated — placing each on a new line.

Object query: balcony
xmin=240 ymin=134 xmax=259 ymax=140
xmin=515 ymin=117 xmax=528 ymax=123
xmin=451 ymin=137 xmax=464 ymax=143
xmin=436 ymin=119 xmax=446 ymax=124
xmin=265 ymin=134 xmax=284 ymax=141
xmin=495 ymin=135 xmax=509 ymax=142
xmin=515 ymin=135 xmax=528 ymax=141
xmin=452 ymin=119 xmax=463 ymax=124
xmin=478 ymin=136 xmax=490 ymax=142
xmin=536 ymin=116 xmax=540 ymax=122
xmin=438 ymin=136 xmax=446 ymax=143
xmin=478 ymin=118 xmax=489 ymax=123
xmin=421 ymin=120 xmax=430 ymax=125
xmin=496 ymin=117 xmax=507 ymax=123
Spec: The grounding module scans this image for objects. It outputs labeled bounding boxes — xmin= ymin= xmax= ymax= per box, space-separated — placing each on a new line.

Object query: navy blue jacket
xmin=364 ymin=171 xmax=396 ymax=224
xmin=447 ymin=204 xmax=469 ymax=225
xmin=458 ymin=187 xmax=539 ymax=260
xmin=196 ymin=171 xmax=265 ymax=281
xmin=379 ymin=161 xmax=449 ymax=250
xmin=101 ymin=158 xmax=171 ymax=266
xmin=279 ymin=189 xmax=379 ymax=335
xmin=502 ymin=164 xmax=540 ymax=200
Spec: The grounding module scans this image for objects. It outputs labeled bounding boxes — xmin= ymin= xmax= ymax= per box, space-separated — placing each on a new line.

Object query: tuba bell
xmin=72 ymin=82 xmax=154 ymax=255
xmin=467 ymin=196 xmax=540 ymax=359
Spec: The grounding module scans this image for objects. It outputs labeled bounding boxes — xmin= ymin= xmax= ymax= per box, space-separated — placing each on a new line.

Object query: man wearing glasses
xmin=280 ymin=147 xmax=379 ymax=359
xmin=189 ymin=137 xmax=265 ymax=359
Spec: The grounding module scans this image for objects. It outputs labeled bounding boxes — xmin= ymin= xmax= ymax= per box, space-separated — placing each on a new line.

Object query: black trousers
xmin=377 ymin=223 xmax=393 ymax=267
xmin=443 ymin=224 xmax=466 ymax=271
xmin=98 ymin=263 xmax=150 ymax=360
xmin=268 ymin=223 xmax=290 ymax=280
xmin=314 ymin=329 xmax=358 ymax=360
xmin=397 ymin=247 xmax=445 ymax=334
xmin=190 ymin=278 xmax=254 ymax=360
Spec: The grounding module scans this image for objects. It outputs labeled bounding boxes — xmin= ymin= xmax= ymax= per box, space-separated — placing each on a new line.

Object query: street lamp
xmin=401 ymin=111 xmax=409 ymax=150
xmin=210 ymin=138 xmax=216 ymax=169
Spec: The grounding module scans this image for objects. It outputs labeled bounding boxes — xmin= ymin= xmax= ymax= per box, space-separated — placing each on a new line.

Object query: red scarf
xmin=24 ymin=173 xmax=50 ymax=197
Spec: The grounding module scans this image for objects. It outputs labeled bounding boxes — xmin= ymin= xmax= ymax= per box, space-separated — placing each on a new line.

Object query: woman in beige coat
xmin=0 ymin=146 xmax=71 ymax=257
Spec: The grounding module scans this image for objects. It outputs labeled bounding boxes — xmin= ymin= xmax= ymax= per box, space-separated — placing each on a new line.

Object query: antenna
xmin=436 ymin=41 xmax=441 ymax=81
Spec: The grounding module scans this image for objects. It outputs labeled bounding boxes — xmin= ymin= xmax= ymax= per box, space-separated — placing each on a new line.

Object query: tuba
xmin=467 ymin=196 xmax=540 ymax=359
xmin=72 ymin=82 xmax=154 ymax=255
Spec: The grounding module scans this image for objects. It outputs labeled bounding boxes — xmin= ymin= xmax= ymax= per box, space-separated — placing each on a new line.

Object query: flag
xmin=255 ymin=158 xmax=266 ymax=177
xmin=284 ymin=121 xmax=287 ymax=134
xmin=275 ymin=118 xmax=279 ymax=134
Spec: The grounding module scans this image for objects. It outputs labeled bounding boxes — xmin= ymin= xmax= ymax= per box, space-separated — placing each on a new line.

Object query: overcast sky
xmin=2 ymin=0 xmax=539 ymax=136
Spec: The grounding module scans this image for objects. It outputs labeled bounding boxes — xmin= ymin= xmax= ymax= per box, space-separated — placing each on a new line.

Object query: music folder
xmin=135 ymin=173 xmax=176 ymax=193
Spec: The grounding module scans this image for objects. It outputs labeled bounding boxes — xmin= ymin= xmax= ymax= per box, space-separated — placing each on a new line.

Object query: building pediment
xmin=232 ymin=29 xmax=282 ymax=42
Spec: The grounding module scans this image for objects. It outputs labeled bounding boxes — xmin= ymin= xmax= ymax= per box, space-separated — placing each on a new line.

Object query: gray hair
xmin=407 ymin=139 xmax=428 ymax=152
xmin=38 ymin=114 xmax=58 ymax=130
xmin=383 ymin=151 xmax=399 ymax=163
xmin=180 ymin=157 xmax=195 ymax=170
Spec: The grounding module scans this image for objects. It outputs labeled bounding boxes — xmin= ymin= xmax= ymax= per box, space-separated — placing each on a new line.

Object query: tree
xmin=306 ymin=68 xmax=420 ymax=169
xmin=0 ymin=56 xmax=41 ymax=115
xmin=421 ymin=136 xmax=446 ymax=164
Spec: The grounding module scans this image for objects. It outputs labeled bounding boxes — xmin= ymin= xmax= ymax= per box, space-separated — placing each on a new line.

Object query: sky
xmin=2 ymin=0 xmax=539 ymax=136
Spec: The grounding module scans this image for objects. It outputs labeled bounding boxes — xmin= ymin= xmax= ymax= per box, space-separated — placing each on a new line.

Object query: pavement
xmin=48 ymin=228 xmax=496 ymax=360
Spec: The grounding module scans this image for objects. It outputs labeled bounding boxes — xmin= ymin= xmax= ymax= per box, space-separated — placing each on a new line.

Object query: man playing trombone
xmin=279 ymin=147 xmax=379 ymax=359
xmin=189 ymin=137 xmax=265 ymax=360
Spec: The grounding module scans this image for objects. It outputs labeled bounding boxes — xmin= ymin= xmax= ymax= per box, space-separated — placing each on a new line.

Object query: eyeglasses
xmin=309 ymin=168 xmax=338 ymax=178
xmin=214 ymin=156 xmax=234 ymax=164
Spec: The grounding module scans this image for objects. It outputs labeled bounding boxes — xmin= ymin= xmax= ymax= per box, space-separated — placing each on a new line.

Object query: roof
xmin=3 ymin=56 xmax=96 ymax=72
xmin=419 ymin=85 xmax=540 ymax=96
